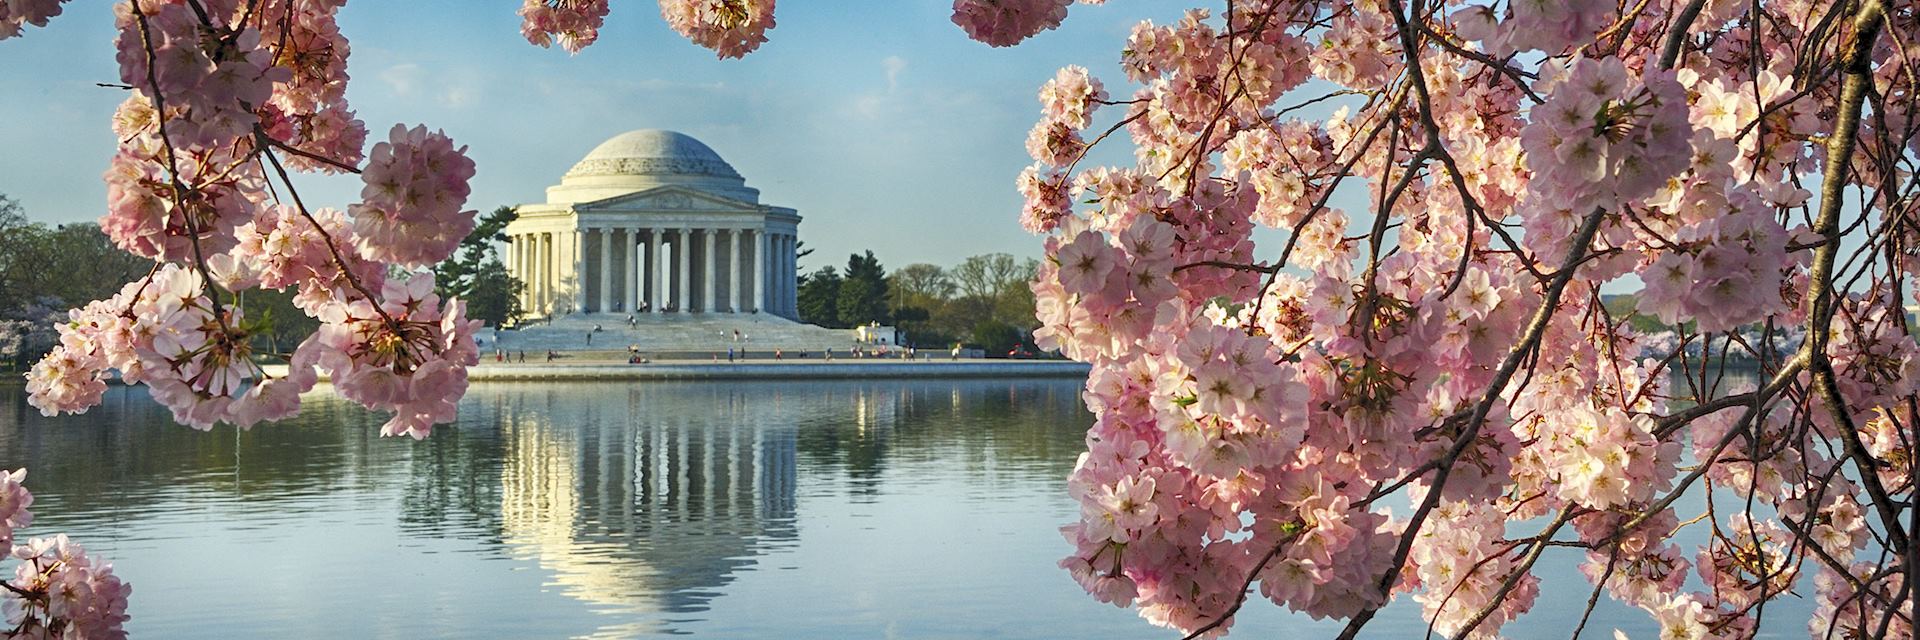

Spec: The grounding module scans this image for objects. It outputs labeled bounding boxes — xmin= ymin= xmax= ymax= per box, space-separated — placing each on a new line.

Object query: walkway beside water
xmin=262 ymin=359 xmax=1091 ymax=381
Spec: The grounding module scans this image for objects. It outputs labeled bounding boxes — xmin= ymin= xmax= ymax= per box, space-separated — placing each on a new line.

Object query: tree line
xmin=797 ymin=250 xmax=1039 ymax=354
xmin=0 ymin=195 xmax=524 ymax=371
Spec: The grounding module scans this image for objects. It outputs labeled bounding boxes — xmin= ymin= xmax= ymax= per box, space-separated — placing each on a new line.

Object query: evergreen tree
xmin=433 ymin=206 xmax=524 ymax=326
xmin=836 ymin=250 xmax=888 ymax=326
xmin=464 ymin=259 xmax=521 ymax=328
xmin=796 ymin=266 xmax=843 ymax=327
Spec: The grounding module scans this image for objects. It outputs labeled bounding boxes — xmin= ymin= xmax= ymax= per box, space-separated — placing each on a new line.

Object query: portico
xmin=505 ymin=130 xmax=801 ymax=319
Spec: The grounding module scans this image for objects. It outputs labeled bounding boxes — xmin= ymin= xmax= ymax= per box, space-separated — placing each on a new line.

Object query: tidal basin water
xmin=0 ymin=379 xmax=1815 ymax=638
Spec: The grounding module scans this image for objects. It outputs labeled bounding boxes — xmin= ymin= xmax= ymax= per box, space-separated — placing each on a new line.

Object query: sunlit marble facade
xmin=505 ymin=130 xmax=801 ymax=318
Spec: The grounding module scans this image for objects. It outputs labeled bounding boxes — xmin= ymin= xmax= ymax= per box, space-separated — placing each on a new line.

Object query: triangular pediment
xmin=574 ymin=185 xmax=760 ymax=213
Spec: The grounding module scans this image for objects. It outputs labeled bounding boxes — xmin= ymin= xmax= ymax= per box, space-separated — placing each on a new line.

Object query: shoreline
xmin=255 ymin=359 xmax=1092 ymax=382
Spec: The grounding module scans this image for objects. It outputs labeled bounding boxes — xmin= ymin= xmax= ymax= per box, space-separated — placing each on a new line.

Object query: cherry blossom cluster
xmin=1636 ymin=189 xmax=1793 ymax=333
xmin=659 ymin=0 xmax=776 ymax=59
xmin=0 ymin=0 xmax=66 ymax=40
xmin=1519 ymin=57 xmax=1691 ymax=210
xmin=1024 ymin=65 xmax=1105 ymax=170
xmin=0 ymin=470 xmax=29 ymax=550
xmin=520 ymin=0 xmax=1108 ymax=58
xmin=518 ymin=0 xmax=610 ymax=53
xmin=1453 ymin=1 xmax=1612 ymax=56
xmin=950 ymin=0 xmax=1073 ymax=48
xmin=1008 ymin=1 xmax=1920 ymax=638
xmin=307 ymin=273 xmax=479 ymax=439
xmin=27 ymin=265 xmax=318 ymax=429
xmin=26 ymin=0 xmax=480 ymax=440
xmin=350 ymin=124 xmax=478 ymax=268
xmin=0 ymin=471 xmax=131 ymax=640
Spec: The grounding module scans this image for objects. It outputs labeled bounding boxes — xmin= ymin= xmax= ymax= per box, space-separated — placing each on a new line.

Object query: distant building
xmin=505 ymin=130 xmax=800 ymax=318
xmin=856 ymin=323 xmax=898 ymax=346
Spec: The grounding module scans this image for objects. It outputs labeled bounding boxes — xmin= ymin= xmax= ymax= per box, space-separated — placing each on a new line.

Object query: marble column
xmin=536 ymin=233 xmax=549 ymax=314
xmin=771 ymin=233 xmax=782 ymax=317
xmin=775 ymin=232 xmax=785 ymax=315
xmin=703 ymin=229 xmax=718 ymax=313
xmin=783 ymin=234 xmax=794 ymax=317
xmin=598 ymin=228 xmax=611 ymax=313
xmin=624 ymin=228 xmax=638 ymax=314
xmin=509 ymin=234 xmax=521 ymax=311
xmin=571 ymin=229 xmax=584 ymax=313
xmin=683 ymin=226 xmax=698 ymax=311
xmin=523 ymin=234 xmax=533 ymax=312
xmin=649 ymin=229 xmax=664 ymax=314
xmin=781 ymin=234 xmax=794 ymax=317
xmin=778 ymin=233 xmax=790 ymax=317
xmin=728 ymin=230 xmax=742 ymax=313
xmin=753 ymin=229 xmax=767 ymax=313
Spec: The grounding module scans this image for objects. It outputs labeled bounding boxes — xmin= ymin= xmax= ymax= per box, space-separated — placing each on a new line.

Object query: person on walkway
xmin=517 ymin=350 xmax=526 ymax=363
xmin=626 ymin=314 xmax=635 ymax=328
xmin=545 ymin=350 xmax=555 ymax=362
xmin=825 ymin=348 xmax=834 ymax=361
xmin=727 ymin=347 xmax=735 ymax=362
xmin=586 ymin=332 xmax=593 ymax=346
xmin=775 ymin=349 xmax=783 ymax=360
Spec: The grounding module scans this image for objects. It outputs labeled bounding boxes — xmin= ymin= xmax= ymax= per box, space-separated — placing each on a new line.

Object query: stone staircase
xmin=484 ymin=313 xmax=857 ymax=356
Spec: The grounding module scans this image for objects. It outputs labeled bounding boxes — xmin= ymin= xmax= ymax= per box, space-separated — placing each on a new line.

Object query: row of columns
xmin=508 ymin=227 xmax=796 ymax=318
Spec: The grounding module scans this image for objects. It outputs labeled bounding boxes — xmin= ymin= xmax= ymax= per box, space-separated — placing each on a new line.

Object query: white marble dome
xmin=545 ymin=130 xmax=760 ymax=205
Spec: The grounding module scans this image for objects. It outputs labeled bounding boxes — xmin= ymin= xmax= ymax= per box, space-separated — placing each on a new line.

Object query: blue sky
xmin=0 ymin=1 xmax=1203 ymax=273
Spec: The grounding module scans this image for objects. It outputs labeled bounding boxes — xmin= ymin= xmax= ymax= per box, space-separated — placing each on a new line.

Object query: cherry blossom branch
xmin=264 ymin=137 xmax=362 ymax=174
xmin=1566 ymin=543 xmax=1621 ymax=640
xmin=1413 ymin=21 xmax=1543 ymax=104
xmin=1803 ymin=0 xmax=1910 ymax=559
xmin=1173 ymin=260 xmax=1276 ymax=274
xmin=253 ymin=134 xmax=405 ymax=334
xmin=1658 ymin=0 xmax=1709 ymax=69
xmin=1333 ymin=203 xmax=1608 ymax=640
xmin=1604 ymin=351 xmax=1806 ymax=545
xmin=1177 ymin=521 xmax=1307 ymax=640
xmin=130 ymin=1 xmax=229 ymax=323
xmin=1447 ymin=508 xmax=1575 ymax=639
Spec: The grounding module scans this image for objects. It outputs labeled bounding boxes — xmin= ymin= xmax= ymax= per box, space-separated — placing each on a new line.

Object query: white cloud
xmin=882 ymin=55 xmax=907 ymax=92
xmin=379 ymin=63 xmax=422 ymax=96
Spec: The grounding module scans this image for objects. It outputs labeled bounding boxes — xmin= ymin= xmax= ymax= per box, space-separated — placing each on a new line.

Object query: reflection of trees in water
xmin=0 ymin=385 xmax=399 ymax=522
xmin=789 ymin=379 xmax=1091 ymax=496
xmin=0 ymin=378 xmax=1090 ymax=636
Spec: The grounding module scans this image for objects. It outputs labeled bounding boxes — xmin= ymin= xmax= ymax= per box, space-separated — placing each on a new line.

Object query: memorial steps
xmin=484 ymin=313 xmax=860 ymax=357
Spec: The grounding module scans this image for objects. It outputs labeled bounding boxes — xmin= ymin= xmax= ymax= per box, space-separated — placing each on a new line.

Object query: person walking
xmin=727 ymin=347 xmax=735 ymax=362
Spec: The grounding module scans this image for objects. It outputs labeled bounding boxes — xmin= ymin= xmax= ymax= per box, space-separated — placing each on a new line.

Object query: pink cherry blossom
xmin=659 ymin=0 xmax=775 ymax=59
xmin=0 ymin=0 xmax=66 ymax=40
xmin=0 ymin=469 xmax=31 ymax=549
xmin=350 ymin=124 xmax=477 ymax=268
xmin=519 ymin=0 xmax=609 ymax=53
xmin=950 ymin=0 xmax=1071 ymax=47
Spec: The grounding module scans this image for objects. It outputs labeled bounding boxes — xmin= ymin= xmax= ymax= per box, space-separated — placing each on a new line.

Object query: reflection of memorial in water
xmin=493 ymin=384 xmax=797 ymax=637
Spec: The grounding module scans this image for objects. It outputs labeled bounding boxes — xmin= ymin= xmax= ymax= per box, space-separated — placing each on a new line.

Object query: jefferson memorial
xmin=505 ymin=130 xmax=800 ymax=318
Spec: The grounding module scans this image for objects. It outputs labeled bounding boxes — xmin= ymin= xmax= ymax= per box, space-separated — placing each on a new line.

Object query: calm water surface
xmin=0 ymin=379 xmax=1812 ymax=638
